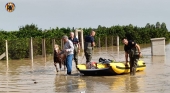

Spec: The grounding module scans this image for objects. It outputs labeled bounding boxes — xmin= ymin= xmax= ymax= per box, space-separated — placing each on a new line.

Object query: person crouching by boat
xmin=122 ymin=37 xmax=142 ymax=75
xmin=84 ymin=30 xmax=96 ymax=64
xmin=69 ymin=32 xmax=80 ymax=67
xmin=59 ymin=35 xmax=74 ymax=75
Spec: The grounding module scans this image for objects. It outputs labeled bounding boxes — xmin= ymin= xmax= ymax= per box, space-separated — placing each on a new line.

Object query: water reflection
xmin=77 ymin=78 xmax=86 ymax=89
xmin=44 ymin=56 xmax=47 ymax=69
xmin=110 ymin=76 xmax=126 ymax=91
xmin=6 ymin=60 xmax=9 ymax=73
xmin=152 ymin=56 xmax=165 ymax=63
xmin=105 ymin=46 xmax=107 ymax=52
xmin=76 ymin=75 xmax=143 ymax=93
xmin=54 ymin=75 xmax=86 ymax=92
xmin=117 ymin=46 xmax=119 ymax=59
xmin=31 ymin=59 xmax=34 ymax=72
xmin=0 ymin=42 xmax=170 ymax=93
xmin=124 ymin=76 xmax=139 ymax=92
xmin=6 ymin=60 xmax=9 ymax=93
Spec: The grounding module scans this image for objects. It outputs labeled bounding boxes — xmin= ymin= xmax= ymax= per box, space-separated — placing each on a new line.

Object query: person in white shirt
xmin=59 ymin=35 xmax=74 ymax=75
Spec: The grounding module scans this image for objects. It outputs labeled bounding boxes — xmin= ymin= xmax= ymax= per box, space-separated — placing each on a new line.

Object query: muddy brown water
xmin=0 ymin=43 xmax=170 ymax=93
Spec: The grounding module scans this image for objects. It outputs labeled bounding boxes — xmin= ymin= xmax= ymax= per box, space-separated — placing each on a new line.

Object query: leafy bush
xmin=0 ymin=22 xmax=169 ymax=59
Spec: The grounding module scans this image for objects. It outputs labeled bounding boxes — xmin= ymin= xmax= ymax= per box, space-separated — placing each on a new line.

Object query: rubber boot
xmin=132 ymin=67 xmax=136 ymax=75
xmin=130 ymin=67 xmax=133 ymax=76
xmin=75 ymin=61 xmax=78 ymax=66
xmin=131 ymin=67 xmax=136 ymax=75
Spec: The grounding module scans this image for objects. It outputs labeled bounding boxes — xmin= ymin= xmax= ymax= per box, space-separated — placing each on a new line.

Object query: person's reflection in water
xmin=65 ymin=77 xmax=73 ymax=92
xmin=54 ymin=75 xmax=80 ymax=92
xmin=125 ymin=76 xmax=139 ymax=92
xmin=84 ymin=79 xmax=95 ymax=93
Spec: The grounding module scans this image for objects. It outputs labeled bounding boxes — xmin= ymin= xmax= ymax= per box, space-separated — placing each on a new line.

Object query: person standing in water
xmin=59 ymin=35 xmax=74 ymax=75
xmin=69 ymin=32 xmax=80 ymax=67
xmin=122 ymin=37 xmax=142 ymax=75
xmin=84 ymin=30 xmax=96 ymax=63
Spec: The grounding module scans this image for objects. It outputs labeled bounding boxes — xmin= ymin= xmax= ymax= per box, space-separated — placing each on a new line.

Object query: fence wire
xmin=0 ymin=36 xmax=119 ymax=60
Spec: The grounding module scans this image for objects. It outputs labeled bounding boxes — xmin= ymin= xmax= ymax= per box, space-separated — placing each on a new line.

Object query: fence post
xmin=105 ymin=36 xmax=107 ymax=47
xmin=42 ymin=39 xmax=46 ymax=57
xmin=98 ymin=37 xmax=101 ymax=47
xmin=29 ymin=37 xmax=33 ymax=60
xmin=117 ymin=46 xmax=119 ymax=59
xmin=61 ymin=39 xmax=63 ymax=49
xmin=5 ymin=40 xmax=8 ymax=61
xmin=62 ymin=40 xmax=64 ymax=49
xmin=75 ymin=29 xmax=84 ymax=50
xmin=52 ymin=39 xmax=55 ymax=56
xmin=111 ymin=36 xmax=113 ymax=46
xmin=42 ymin=39 xmax=44 ymax=56
xmin=117 ymin=36 xmax=119 ymax=46
xmin=81 ymin=30 xmax=84 ymax=50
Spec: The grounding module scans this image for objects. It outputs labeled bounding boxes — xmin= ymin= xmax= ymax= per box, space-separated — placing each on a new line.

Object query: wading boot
xmin=75 ymin=61 xmax=78 ymax=66
xmin=75 ymin=61 xmax=78 ymax=70
xmin=132 ymin=67 xmax=136 ymax=75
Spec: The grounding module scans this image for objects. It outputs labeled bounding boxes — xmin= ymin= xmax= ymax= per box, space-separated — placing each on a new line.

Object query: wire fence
xmin=0 ymin=36 xmax=119 ymax=60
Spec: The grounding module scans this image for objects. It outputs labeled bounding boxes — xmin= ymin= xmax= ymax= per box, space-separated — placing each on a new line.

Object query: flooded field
xmin=0 ymin=43 xmax=170 ymax=93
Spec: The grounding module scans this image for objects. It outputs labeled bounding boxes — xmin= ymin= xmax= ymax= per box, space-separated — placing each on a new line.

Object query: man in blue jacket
xmin=84 ymin=30 xmax=96 ymax=63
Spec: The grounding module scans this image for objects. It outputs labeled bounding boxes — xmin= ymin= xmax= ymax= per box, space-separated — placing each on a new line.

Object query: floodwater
xmin=0 ymin=43 xmax=170 ymax=93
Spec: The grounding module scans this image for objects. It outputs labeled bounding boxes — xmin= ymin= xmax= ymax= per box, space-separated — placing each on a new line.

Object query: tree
xmin=129 ymin=24 xmax=133 ymax=28
xmin=18 ymin=24 xmax=42 ymax=38
xmin=145 ymin=23 xmax=150 ymax=28
xmin=161 ymin=22 xmax=168 ymax=31
xmin=156 ymin=22 xmax=161 ymax=28
xmin=151 ymin=24 xmax=155 ymax=29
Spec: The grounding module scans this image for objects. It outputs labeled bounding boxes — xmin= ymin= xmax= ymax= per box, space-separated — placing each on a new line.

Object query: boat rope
xmin=107 ymin=52 xmax=116 ymax=62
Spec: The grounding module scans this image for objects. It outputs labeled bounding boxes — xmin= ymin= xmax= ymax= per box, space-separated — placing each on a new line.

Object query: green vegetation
xmin=0 ymin=22 xmax=169 ymax=59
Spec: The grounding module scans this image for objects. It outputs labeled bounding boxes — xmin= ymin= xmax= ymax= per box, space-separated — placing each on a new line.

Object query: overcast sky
xmin=0 ymin=0 xmax=170 ymax=31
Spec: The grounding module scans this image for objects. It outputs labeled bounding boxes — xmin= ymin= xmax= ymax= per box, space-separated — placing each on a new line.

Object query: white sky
xmin=0 ymin=0 xmax=170 ymax=31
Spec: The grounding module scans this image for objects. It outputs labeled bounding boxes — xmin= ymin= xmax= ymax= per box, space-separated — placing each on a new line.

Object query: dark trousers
xmin=73 ymin=49 xmax=78 ymax=66
xmin=128 ymin=49 xmax=139 ymax=75
xmin=84 ymin=47 xmax=92 ymax=63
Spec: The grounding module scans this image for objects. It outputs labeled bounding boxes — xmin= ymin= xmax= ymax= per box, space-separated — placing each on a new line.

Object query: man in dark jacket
xmin=84 ymin=30 xmax=96 ymax=63
xmin=122 ymin=37 xmax=142 ymax=75
xmin=69 ymin=32 xmax=80 ymax=66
